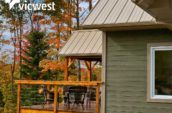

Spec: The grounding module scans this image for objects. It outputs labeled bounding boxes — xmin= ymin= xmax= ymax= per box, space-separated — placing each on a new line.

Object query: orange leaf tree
xmin=38 ymin=0 xmax=96 ymax=79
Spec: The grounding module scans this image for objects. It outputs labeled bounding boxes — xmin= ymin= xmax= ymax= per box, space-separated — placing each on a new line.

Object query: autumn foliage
xmin=39 ymin=59 xmax=65 ymax=72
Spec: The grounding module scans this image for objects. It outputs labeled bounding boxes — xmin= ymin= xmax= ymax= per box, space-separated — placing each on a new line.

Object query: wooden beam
xmin=88 ymin=61 xmax=91 ymax=81
xmin=20 ymin=109 xmax=54 ymax=113
xmin=64 ymin=56 xmax=102 ymax=61
xmin=54 ymin=85 xmax=58 ymax=113
xmin=92 ymin=61 xmax=99 ymax=69
xmin=84 ymin=61 xmax=90 ymax=70
xmin=96 ymin=85 xmax=100 ymax=113
xmin=68 ymin=58 xmax=75 ymax=68
xmin=17 ymin=84 xmax=21 ymax=113
xmin=64 ymin=58 xmax=69 ymax=81
xmin=15 ymin=80 xmax=103 ymax=86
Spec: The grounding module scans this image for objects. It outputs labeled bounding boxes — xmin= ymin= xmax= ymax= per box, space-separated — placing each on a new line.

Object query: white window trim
xmin=100 ymin=32 xmax=106 ymax=113
xmin=147 ymin=44 xmax=172 ymax=103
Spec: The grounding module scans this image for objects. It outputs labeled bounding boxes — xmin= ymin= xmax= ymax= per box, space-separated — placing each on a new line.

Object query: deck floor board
xmin=22 ymin=102 xmax=96 ymax=113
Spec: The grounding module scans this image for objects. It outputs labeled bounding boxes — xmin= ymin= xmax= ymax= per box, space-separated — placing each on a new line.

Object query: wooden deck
xmin=16 ymin=80 xmax=102 ymax=113
xmin=21 ymin=109 xmax=94 ymax=113
xmin=21 ymin=102 xmax=96 ymax=113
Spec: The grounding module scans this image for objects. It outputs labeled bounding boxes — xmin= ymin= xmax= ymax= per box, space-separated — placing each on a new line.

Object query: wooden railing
xmin=15 ymin=80 xmax=102 ymax=113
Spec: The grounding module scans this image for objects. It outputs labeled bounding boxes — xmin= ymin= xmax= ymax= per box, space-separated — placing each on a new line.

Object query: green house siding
xmin=106 ymin=29 xmax=172 ymax=113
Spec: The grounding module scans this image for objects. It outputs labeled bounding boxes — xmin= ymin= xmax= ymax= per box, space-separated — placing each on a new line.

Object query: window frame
xmin=147 ymin=43 xmax=172 ymax=103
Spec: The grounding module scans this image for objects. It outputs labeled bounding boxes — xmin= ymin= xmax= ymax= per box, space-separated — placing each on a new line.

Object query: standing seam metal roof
xmin=82 ymin=0 xmax=156 ymax=27
xmin=59 ymin=29 xmax=102 ymax=57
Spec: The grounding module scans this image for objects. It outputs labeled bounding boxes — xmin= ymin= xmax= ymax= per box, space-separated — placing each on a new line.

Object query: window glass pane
xmin=155 ymin=51 xmax=172 ymax=95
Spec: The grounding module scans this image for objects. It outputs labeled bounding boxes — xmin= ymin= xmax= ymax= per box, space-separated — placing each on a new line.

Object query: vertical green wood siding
xmin=106 ymin=29 xmax=172 ymax=113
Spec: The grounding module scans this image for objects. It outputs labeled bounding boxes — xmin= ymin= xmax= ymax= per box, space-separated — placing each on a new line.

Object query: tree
xmin=0 ymin=90 xmax=4 ymax=112
xmin=39 ymin=0 xmax=97 ymax=80
xmin=0 ymin=54 xmax=17 ymax=113
xmin=21 ymin=31 xmax=48 ymax=80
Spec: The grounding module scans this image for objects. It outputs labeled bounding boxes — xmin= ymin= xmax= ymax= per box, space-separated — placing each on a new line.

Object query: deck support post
xmin=96 ymin=85 xmax=100 ymax=113
xmin=17 ymin=84 xmax=21 ymax=113
xmin=64 ymin=57 xmax=69 ymax=81
xmin=54 ymin=85 xmax=58 ymax=113
xmin=85 ymin=61 xmax=92 ymax=81
xmin=88 ymin=61 xmax=92 ymax=81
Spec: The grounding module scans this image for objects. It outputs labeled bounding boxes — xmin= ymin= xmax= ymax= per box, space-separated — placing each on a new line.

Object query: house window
xmin=148 ymin=45 xmax=172 ymax=102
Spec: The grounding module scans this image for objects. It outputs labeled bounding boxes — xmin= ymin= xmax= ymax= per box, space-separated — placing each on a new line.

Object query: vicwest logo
xmin=5 ymin=0 xmax=55 ymax=11
xmin=5 ymin=0 xmax=20 ymax=9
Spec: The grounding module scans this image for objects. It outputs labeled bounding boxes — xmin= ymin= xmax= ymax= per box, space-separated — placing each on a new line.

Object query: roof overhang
xmin=60 ymin=55 xmax=102 ymax=61
xmin=132 ymin=0 xmax=172 ymax=23
xmin=82 ymin=22 xmax=166 ymax=31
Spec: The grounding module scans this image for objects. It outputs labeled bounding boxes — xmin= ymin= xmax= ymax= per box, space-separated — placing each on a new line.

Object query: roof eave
xmin=81 ymin=22 xmax=166 ymax=31
xmin=58 ymin=54 xmax=102 ymax=61
xmin=59 ymin=54 xmax=102 ymax=57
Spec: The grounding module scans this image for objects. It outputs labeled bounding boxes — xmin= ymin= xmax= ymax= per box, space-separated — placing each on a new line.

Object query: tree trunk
xmin=89 ymin=0 xmax=92 ymax=11
xmin=11 ymin=29 xmax=17 ymax=93
xmin=76 ymin=0 xmax=80 ymax=30
xmin=76 ymin=0 xmax=81 ymax=81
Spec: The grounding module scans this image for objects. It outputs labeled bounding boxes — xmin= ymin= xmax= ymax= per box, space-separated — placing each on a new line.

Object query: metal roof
xmin=59 ymin=29 xmax=102 ymax=57
xmin=82 ymin=0 xmax=157 ymax=28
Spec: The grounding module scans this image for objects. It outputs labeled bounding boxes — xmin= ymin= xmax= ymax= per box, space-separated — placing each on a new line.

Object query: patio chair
xmin=42 ymin=85 xmax=54 ymax=104
xmin=68 ymin=86 xmax=87 ymax=110
xmin=86 ymin=87 xmax=96 ymax=108
xmin=63 ymin=86 xmax=71 ymax=107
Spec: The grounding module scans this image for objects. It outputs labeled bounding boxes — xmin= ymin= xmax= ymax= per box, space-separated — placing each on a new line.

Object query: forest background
xmin=0 ymin=0 xmax=98 ymax=113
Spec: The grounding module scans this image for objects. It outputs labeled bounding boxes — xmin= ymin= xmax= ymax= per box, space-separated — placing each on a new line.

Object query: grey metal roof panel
xmin=77 ymin=32 xmax=97 ymax=54
xmin=82 ymin=0 xmax=156 ymax=27
xmin=59 ymin=30 xmax=102 ymax=57
xmin=127 ymin=5 xmax=143 ymax=22
xmin=139 ymin=11 xmax=154 ymax=22
xmin=104 ymin=0 xmax=128 ymax=24
xmin=65 ymin=32 xmax=84 ymax=54
xmin=83 ymin=0 xmax=108 ymax=25
xmin=93 ymin=0 xmax=118 ymax=25
xmin=71 ymin=32 xmax=90 ymax=54
xmin=91 ymin=36 xmax=102 ymax=53
xmin=84 ymin=31 xmax=101 ymax=54
xmin=116 ymin=0 xmax=135 ymax=23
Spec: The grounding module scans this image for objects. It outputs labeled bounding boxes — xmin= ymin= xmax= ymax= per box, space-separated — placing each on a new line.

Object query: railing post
xmin=54 ymin=85 xmax=58 ymax=113
xmin=47 ymin=85 xmax=50 ymax=104
xmin=96 ymin=85 xmax=100 ymax=113
xmin=17 ymin=84 xmax=21 ymax=113
xmin=64 ymin=57 xmax=69 ymax=81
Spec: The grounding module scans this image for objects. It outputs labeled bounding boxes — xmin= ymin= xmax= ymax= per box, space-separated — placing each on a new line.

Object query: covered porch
xmin=16 ymin=29 xmax=103 ymax=113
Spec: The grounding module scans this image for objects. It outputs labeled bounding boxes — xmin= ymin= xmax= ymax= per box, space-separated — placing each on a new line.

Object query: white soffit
xmin=132 ymin=0 xmax=172 ymax=23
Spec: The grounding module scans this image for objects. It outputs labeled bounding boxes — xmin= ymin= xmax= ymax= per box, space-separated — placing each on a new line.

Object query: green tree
xmin=1 ymin=83 xmax=16 ymax=113
xmin=0 ymin=59 xmax=17 ymax=113
xmin=0 ymin=90 xmax=4 ymax=111
xmin=21 ymin=31 xmax=48 ymax=80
